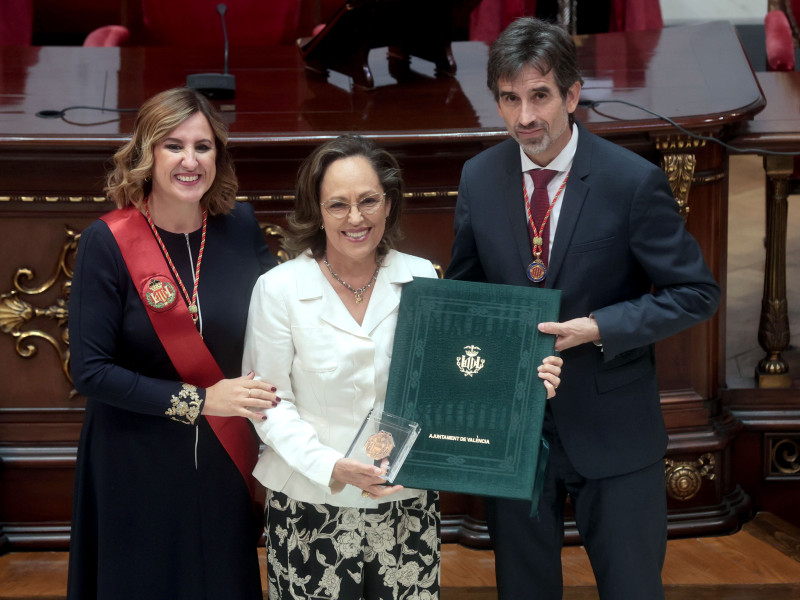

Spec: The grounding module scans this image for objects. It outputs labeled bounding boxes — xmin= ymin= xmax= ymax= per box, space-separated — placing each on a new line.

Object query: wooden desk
xmin=729 ymin=72 xmax=800 ymax=387
xmin=725 ymin=71 xmax=800 ymax=530
xmin=0 ymin=22 xmax=764 ymax=550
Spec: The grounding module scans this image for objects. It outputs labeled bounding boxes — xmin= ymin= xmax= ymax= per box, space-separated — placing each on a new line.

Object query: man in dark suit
xmin=445 ymin=17 xmax=720 ymax=600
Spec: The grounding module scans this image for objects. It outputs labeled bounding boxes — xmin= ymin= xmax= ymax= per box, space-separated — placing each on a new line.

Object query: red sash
xmin=101 ymin=206 xmax=259 ymax=504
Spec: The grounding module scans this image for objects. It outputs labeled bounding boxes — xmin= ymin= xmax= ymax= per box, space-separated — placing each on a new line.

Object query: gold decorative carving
xmin=768 ymin=437 xmax=800 ymax=477
xmin=654 ymin=137 xmax=706 ymax=153
xmin=654 ymin=135 xmax=713 ymax=220
xmin=0 ymin=227 xmax=78 ymax=384
xmin=414 ymin=191 xmax=458 ymax=199
xmin=0 ymin=189 xmax=461 ymax=204
xmin=236 ymin=194 xmax=295 ymax=202
xmin=757 ymin=299 xmax=790 ymax=376
xmin=660 ymin=153 xmax=696 ymax=219
xmin=259 ymin=223 xmax=292 ymax=264
xmin=14 ymin=230 xmax=80 ymax=295
xmin=664 ymin=453 xmax=715 ymax=501
xmin=691 ymin=171 xmax=726 ymax=185
xmin=0 ymin=195 xmax=107 ymax=203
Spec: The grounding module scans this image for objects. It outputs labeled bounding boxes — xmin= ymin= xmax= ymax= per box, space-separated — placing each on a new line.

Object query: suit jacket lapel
xmin=295 ymin=254 xmax=364 ymax=337
xmin=546 ymin=122 xmax=592 ymax=289
xmin=360 ymin=251 xmax=410 ymax=335
xmin=498 ymin=141 xmax=536 ymax=276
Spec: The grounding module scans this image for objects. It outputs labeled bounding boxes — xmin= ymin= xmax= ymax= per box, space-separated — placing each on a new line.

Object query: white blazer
xmin=243 ymin=249 xmax=437 ymax=507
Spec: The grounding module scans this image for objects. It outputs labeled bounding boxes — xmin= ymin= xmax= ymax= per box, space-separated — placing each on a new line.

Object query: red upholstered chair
xmin=764 ymin=0 xmax=800 ymax=179
xmin=765 ymin=0 xmax=800 ymax=71
xmin=82 ymin=0 xmax=303 ymax=47
xmin=83 ymin=25 xmax=130 ymax=47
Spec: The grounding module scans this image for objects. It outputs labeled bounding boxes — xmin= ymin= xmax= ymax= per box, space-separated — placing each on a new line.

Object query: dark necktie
xmin=530 ymin=169 xmax=558 ymax=267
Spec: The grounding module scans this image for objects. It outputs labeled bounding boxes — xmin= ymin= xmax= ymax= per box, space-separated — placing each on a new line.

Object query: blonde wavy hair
xmin=105 ymin=88 xmax=237 ymax=215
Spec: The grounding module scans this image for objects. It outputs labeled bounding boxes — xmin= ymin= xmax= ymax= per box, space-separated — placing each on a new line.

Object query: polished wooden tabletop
xmin=729 ymin=71 xmax=800 ymax=150
xmin=0 ymin=21 xmax=763 ymax=146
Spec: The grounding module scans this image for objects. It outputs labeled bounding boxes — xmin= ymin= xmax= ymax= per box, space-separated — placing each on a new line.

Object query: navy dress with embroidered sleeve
xmin=67 ymin=202 xmax=276 ymax=600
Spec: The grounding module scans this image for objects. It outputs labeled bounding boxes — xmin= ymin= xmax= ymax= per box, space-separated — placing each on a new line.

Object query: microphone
xmin=186 ymin=3 xmax=236 ymax=100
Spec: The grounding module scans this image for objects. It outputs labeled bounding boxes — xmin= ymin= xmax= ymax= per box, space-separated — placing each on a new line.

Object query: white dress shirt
xmin=520 ymin=122 xmax=579 ymax=252
xmin=243 ymin=249 xmax=437 ymax=507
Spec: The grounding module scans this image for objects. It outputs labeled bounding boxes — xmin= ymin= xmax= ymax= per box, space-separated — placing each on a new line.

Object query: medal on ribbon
xmin=523 ymin=172 xmax=570 ymax=283
xmin=527 ymin=258 xmax=547 ymax=283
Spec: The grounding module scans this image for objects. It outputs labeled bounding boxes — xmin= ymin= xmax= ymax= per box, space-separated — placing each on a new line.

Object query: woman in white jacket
xmin=243 ymin=135 xmax=562 ymax=600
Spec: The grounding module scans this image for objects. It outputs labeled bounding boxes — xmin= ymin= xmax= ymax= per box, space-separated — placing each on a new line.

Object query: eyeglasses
xmin=320 ymin=193 xmax=386 ymax=219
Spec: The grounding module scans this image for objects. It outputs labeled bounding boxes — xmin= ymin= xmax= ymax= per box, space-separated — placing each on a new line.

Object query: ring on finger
xmin=247 ymin=388 xmax=251 ymax=398
xmin=361 ymin=490 xmax=370 ymax=498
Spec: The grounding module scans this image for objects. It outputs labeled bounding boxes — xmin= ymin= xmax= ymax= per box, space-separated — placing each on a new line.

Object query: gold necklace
xmin=144 ymin=201 xmax=207 ymax=323
xmin=323 ymin=256 xmax=381 ymax=304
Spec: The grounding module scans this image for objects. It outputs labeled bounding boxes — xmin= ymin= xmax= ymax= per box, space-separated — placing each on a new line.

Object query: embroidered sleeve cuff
xmin=165 ymin=383 xmax=204 ymax=425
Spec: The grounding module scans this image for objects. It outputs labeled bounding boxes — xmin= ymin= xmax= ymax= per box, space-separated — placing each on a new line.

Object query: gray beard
xmin=517 ymin=115 xmax=569 ymax=162
xmin=520 ymin=136 xmax=553 ymax=158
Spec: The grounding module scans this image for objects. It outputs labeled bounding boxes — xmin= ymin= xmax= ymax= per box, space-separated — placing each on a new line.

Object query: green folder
xmin=385 ymin=277 xmax=560 ymax=508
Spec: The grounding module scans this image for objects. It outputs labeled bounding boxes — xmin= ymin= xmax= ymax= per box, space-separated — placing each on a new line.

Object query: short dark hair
xmin=284 ymin=135 xmax=404 ymax=260
xmin=106 ymin=87 xmax=237 ymax=215
xmin=487 ymin=17 xmax=584 ymax=102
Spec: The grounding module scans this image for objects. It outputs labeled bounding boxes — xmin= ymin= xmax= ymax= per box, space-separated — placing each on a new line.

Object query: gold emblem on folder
xmin=365 ymin=430 xmax=395 ymax=460
xmin=457 ymin=345 xmax=485 ymax=377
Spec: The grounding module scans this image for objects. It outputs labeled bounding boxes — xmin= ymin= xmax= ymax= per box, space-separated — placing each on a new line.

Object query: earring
xmin=320 ymin=224 xmax=325 ymax=230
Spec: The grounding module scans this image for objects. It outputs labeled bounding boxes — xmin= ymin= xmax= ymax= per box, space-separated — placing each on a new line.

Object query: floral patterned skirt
xmin=264 ymin=489 xmax=441 ymax=600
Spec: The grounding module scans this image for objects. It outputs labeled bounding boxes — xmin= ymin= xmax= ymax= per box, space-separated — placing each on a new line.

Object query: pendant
xmin=527 ymin=259 xmax=547 ymax=283
xmin=355 ymin=292 xmax=363 ymax=304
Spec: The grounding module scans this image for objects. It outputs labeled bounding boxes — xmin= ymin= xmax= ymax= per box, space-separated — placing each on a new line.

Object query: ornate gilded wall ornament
xmin=660 ymin=153 xmax=696 ymax=219
xmin=0 ymin=227 xmax=78 ymax=385
xmin=664 ymin=453 xmax=716 ymax=501
xmin=0 ymin=195 xmax=107 ymax=203
xmin=655 ymin=135 xmax=707 ymax=220
xmin=766 ymin=436 xmax=800 ymax=479
xmin=457 ymin=345 xmax=485 ymax=377
xmin=259 ymin=223 xmax=292 ymax=264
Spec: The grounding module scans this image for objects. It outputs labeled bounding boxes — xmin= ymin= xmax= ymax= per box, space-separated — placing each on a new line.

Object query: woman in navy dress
xmin=67 ymin=88 xmax=278 ymax=599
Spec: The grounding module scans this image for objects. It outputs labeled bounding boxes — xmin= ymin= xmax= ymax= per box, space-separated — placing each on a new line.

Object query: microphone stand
xmin=186 ymin=3 xmax=236 ymax=99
